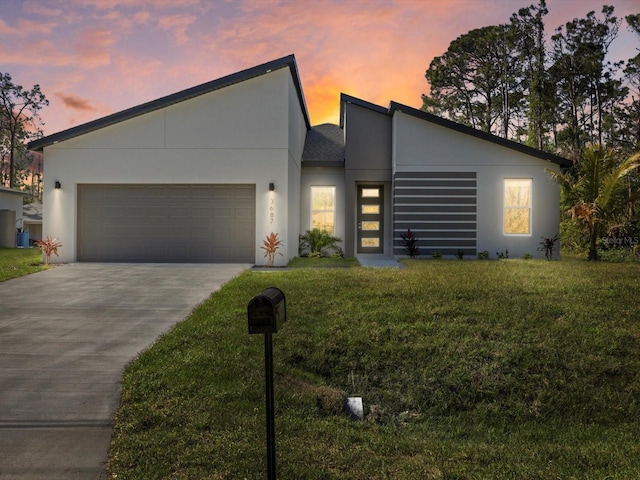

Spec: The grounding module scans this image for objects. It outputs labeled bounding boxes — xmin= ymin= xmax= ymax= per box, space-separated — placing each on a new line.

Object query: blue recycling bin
xmin=17 ymin=231 xmax=29 ymax=247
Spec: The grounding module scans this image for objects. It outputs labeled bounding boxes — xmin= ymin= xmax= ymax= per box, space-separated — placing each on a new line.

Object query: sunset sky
xmin=1 ymin=0 xmax=638 ymax=137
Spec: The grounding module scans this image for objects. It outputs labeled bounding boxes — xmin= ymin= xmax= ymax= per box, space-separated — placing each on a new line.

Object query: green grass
xmin=109 ymin=259 xmax=640 ymax=479
xmin=0 ymin=247 xmax=48 ymax=281
xmin=287 ymin=256 xmax=361 ymax=268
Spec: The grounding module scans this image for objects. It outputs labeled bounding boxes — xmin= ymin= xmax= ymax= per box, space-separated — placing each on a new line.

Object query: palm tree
xmin=547 ymin=145 xmax=640 ymax=260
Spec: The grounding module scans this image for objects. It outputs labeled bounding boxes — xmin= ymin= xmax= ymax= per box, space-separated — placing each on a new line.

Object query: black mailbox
xmin=248 ymin=287 xmax=286 ymax=334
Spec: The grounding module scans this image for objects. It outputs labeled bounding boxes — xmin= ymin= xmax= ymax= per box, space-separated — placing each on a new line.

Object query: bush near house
xmin=299 ymin=228 xmax=342 ymax=257
xmin=110 ymin=259 xmax=640 ymax=479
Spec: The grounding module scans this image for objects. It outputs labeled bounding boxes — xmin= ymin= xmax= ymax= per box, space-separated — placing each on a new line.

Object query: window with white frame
xmin=311 ymin=186 xmax=336 ymax=234
xmin=504 ymin=178 xmax=532 ymax=235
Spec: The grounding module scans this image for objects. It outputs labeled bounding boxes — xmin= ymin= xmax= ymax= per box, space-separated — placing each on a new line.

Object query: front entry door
xmin=357 ymin=185 xmax=384 ymax=254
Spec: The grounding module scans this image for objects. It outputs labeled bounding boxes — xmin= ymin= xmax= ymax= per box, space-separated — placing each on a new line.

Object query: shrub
xmin=299 ymin=229 xmax=342 ymax=257
xmin=597 ymin=246 xmax=640 ymax=263
xmin=260 ymin=232 xmax=283 ymax=267
xmin=400 ymin=229 xmax=420 ymax=258
xmin=34 ymin=236 xmax=62 ymax=265
xmin=538 ymin=234 xmax=559 ymax=260
xmin=477 ymin=250 xmax=489 ymax=260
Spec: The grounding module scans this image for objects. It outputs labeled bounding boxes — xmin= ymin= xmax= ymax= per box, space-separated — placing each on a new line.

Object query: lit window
xmin=361 ymin=238 xmax=379 ymax=247
xmin=504 ymin=179 xmax=531 ymax=235
xmin=311 ymin=186 xmax=336 ymax=234
xmin=362 ymin=205 xmax=380 ymax=214
xmin=361 ymin=188 xmax=380 ymax=198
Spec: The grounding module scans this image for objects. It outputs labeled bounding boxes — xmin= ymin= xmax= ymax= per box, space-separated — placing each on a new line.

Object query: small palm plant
xmin=299 ymin=228 xmax=341 ymax=257
xmin=261 ymin=232 xmax=283 ymax=267
xmin=35 ymin=236 xmax=63 ymax=265
xmin=538 ymin=234 xmax=559 ymax=260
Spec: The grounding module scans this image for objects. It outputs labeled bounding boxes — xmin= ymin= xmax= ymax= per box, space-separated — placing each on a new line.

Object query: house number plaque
xmin=269 ymin=197 xmax=275 ymax=224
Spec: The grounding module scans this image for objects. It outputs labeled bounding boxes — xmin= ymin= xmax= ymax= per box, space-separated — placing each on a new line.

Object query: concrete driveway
xmin=0 ymin=263 xmax=250 ymax=480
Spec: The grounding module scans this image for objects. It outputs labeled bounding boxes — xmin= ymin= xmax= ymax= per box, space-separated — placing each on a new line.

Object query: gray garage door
xmin=77 ymin=184 xmax=255 ymax=262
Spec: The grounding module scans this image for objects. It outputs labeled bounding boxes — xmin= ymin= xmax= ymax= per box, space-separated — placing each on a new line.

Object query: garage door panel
xmin=236 ymin=207 xmax=254 ymax=220
xmin=78 ymin=184 xmax=255 ymax=263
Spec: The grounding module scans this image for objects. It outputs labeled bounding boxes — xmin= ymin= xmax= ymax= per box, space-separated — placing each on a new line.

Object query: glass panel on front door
xmin=357 ymin=185 xmax=384 ymax=254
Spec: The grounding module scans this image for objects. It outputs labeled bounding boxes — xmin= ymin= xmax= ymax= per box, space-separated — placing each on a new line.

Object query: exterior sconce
xmin=269 ymin=182 xmax=275 ymax=191
xmin=54 ymin=181 xmax=61 ymax=189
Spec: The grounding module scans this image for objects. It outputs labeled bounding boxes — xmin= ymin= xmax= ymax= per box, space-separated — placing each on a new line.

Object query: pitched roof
xmin=23 ymin=201 xmax=42 ymax=223
xmin=29 ymin=54 xmax=310 ymax=152
xmin=302 ymin=123 xmax=344 ymax=166
xmin=0 ymin=186 xmax=29 ymax=196
xmin=340 ymin=94 xmax=571 ymax=168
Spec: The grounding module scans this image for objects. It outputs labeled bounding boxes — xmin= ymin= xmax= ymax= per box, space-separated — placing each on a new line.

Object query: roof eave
xmin=301 ymin=161 xmax=344 ymax=168
xmin=0 ymin=186 xmax=29 ymax=196
xmin=29 ymin=54 xmax=310 ymax=152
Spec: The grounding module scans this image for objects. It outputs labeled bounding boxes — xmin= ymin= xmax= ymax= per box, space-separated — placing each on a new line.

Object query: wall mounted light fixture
xmin=54 ymin=181 xmax=61 ymax=189
xmin=269 ymin=182 xmax=275 ymax=191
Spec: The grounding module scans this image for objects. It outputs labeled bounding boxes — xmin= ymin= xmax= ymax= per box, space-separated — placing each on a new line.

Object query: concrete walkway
xmin=357 ymin=255 xmax=404 ymax=268
xmin=0 ymin=263 xmax=249 ymax=480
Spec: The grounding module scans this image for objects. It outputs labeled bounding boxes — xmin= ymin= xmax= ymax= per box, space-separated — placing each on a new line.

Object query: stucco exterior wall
xmin=283 ymin=73 xmax=308 ymax=263
xmin=392 ymin=112 xmax=561 ymax=258
xmin=343 ymin=103 xmax=393 ymax=256
xmin=42 ymin=68 xmax=305 ymax=265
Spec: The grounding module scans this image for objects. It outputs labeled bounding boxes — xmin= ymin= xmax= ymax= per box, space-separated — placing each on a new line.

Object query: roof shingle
xmin=302 ymin=123 xmax=344 ymax=166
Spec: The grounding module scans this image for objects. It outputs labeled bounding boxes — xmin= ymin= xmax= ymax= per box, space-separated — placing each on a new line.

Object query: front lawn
xmin=287 ymin=256 xmax=360 ymax=268
xmin=109 ymin=259 xmax=640 ymax=479
xmin=0 ymin=247 xmax=47 ymax=282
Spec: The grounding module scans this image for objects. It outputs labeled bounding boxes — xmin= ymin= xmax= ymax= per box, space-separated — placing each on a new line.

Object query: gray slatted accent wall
xmin=393 ymin=172 xmax=477 ymax=256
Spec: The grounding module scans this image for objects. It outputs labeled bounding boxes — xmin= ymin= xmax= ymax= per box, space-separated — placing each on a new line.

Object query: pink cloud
xmin=16 ymin=19 xmax=58 ymax=35
xmin=0 ymin=39 xmax=74 ymax=67
xmin=22 ymin=1 xmax=64 ymax=17
xmin=74 ymin=28 xmax=115 ymax=68
xmin=0 ymin=17 xmax=17 ymax=35
xmin=133 ymin=11 xmax=151 ymax=24
xmin=156 ymin=14 xmax=196 ymax=45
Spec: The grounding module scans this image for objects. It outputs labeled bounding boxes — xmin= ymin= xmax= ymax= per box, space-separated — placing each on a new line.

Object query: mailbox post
xmin=248 ymin=287 xmax=286 ymax=480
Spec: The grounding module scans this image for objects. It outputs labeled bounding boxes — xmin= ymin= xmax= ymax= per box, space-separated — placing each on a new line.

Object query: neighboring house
xmin=0 ymin=186 xmax=29 ymax=248
xmin=29 ymin=55 xmax=570 ymax=265
xmin=22 ymin=201 xmax=42 ymax=244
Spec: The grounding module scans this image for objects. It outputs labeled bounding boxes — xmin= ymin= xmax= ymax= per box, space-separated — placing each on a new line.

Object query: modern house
xmin=29 ymin=54 xmax=570 ymax=265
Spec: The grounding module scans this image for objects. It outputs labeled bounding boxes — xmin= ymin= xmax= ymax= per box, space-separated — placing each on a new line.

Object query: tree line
xmin=422 ymin=2 xmax=639 ymax=160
